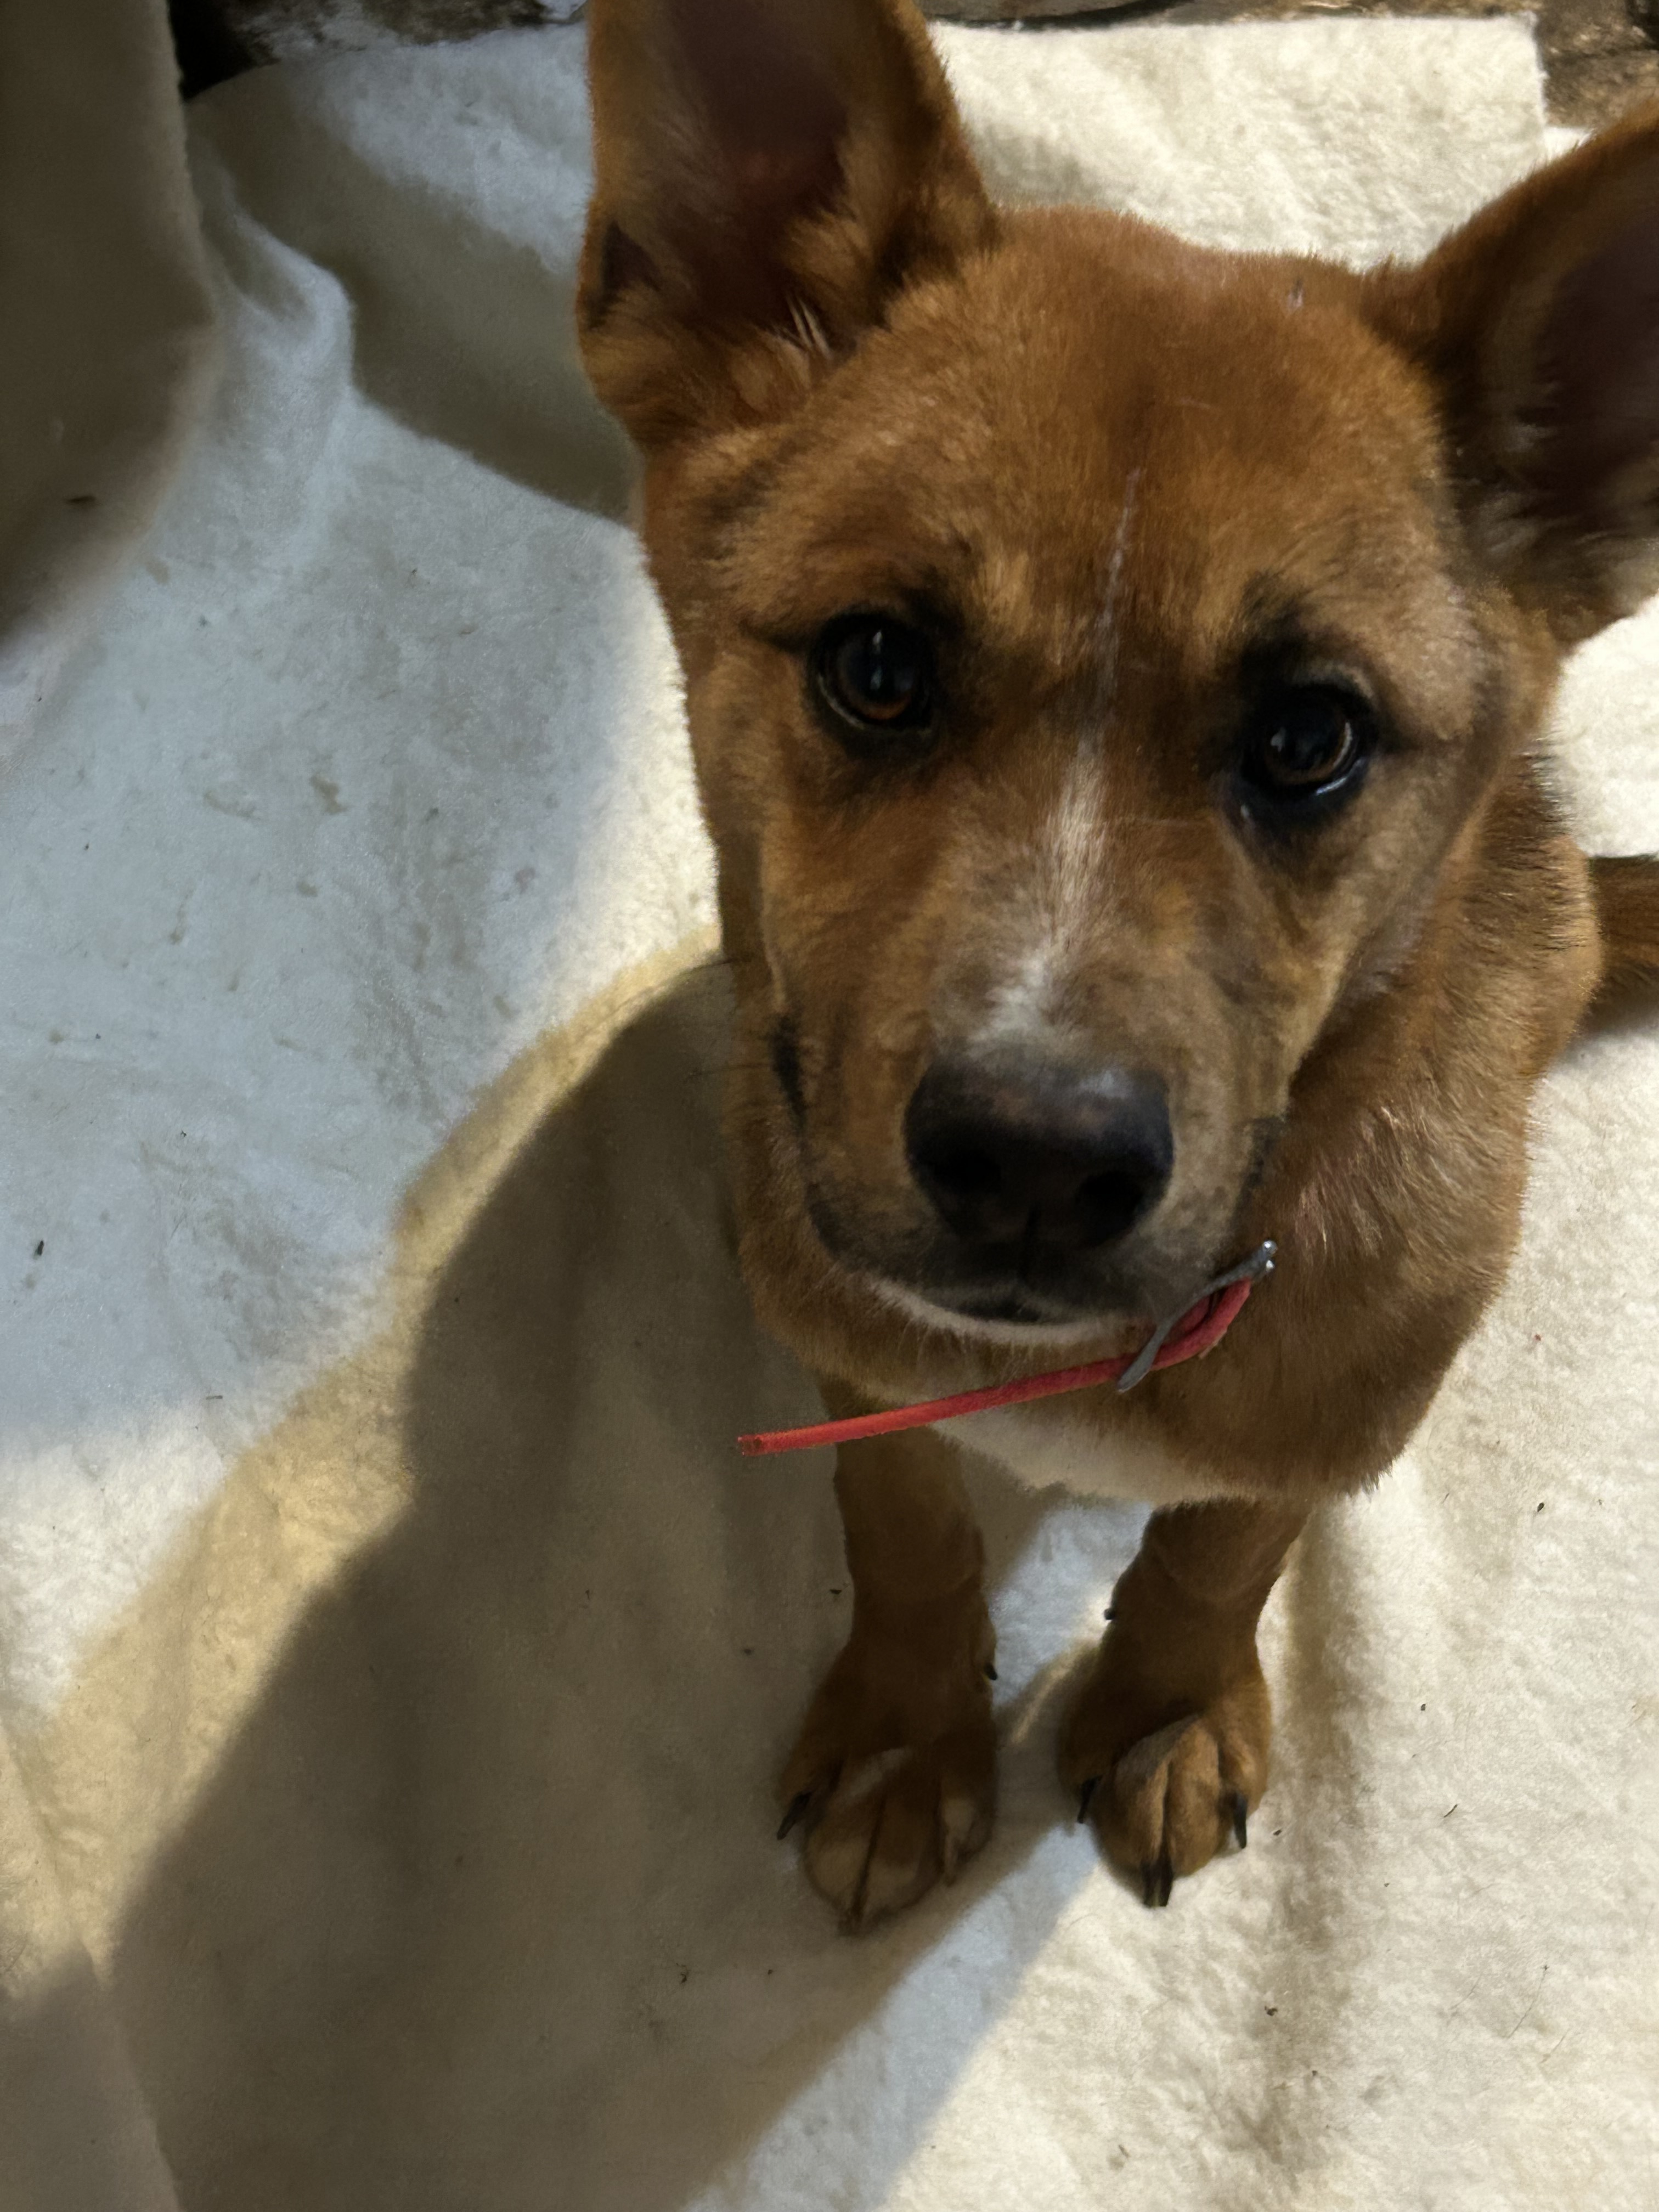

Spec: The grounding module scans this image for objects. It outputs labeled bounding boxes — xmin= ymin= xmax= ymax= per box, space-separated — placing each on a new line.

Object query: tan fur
xmin=580 ymin=0 xmax=1659 ymax=1920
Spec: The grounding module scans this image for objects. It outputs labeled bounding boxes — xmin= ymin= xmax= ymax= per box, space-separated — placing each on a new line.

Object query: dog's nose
xmin=905 ymin=1056 xmax=1173 ymax=1254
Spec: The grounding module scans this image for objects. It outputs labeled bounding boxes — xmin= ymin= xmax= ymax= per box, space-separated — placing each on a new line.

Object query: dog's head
xmin=579 ymin=0 xmax=1659 ymax=1346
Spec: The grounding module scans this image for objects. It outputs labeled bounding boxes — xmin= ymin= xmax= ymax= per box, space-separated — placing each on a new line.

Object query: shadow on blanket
xmin=194 ymin=66 xmax=635 ymax=522
xmin=76 ymin=961 xmax=1148 ymax=2210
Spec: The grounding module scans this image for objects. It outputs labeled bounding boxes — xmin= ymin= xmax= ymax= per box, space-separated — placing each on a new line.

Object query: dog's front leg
xmin=778 ymin=1390 xmax=997 ymax=1929
xmin=1061 ymin=1500 xmax=1306 ymax=1905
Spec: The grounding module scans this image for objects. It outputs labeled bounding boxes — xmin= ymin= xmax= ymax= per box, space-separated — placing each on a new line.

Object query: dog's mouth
xmin=800 ymin=1129 xmax=1278 ymax=1349
xmin=866 ymin=1267 xmax=1147 ymax=1347
xmin=803 ymin=1183 xmax=1186 ymax=1344
xmin=945 ymin=1286 xmax=1093 ymax=1327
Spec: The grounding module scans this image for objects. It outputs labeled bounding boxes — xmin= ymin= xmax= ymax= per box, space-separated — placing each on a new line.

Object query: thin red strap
xmin=737 ymin=1275 xmax=1255 ymax=1457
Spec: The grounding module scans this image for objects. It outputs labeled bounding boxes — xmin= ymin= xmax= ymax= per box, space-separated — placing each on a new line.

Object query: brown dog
xmin=577 ymin=0 xmax=1659 ymax=1925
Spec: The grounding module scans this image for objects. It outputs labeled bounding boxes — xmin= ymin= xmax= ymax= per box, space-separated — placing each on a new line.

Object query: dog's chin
xmin=865 ymin=1272 xmax=1143 ymax=1351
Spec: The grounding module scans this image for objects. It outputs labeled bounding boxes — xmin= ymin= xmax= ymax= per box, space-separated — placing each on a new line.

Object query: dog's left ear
xmin=578 ymin=0 xmax=995 ymax=449
xmin=1369 ymin=110 xmax=1659 ymax=641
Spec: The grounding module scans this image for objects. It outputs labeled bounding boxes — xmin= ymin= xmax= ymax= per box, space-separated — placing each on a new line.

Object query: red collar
xmin=738 ymin=1241 xmax=1277 ymax=1457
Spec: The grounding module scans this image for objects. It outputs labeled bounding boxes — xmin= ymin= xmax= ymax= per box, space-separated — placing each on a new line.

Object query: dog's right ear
xmin=1368 ymin=109 xmax=1659 ymax=643
xmin=577 ymin=0 xmax=995 ymax=448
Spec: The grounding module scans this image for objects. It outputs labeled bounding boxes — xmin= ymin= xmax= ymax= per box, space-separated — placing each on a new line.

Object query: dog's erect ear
xmin=578 ymin=0 xmax=995 ymax=447
xmin=1369 ymin=110 xmax=1659 ymax=641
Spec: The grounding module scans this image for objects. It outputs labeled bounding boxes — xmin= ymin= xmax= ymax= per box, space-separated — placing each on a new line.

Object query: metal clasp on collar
xmin=1115 ymin=1239 xmax=1279 ymax=1394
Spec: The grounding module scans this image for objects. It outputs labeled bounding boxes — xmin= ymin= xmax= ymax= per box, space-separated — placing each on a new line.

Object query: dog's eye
xmin=811 ymin=613 xmax=934 ymax=744
xmin=1238 ymin=682 xmax=1373 ymax=816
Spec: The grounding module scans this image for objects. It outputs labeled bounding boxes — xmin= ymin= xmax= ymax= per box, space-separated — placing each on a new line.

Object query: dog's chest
xmin=961 ymin=1402 xmax=1233 ymax=1506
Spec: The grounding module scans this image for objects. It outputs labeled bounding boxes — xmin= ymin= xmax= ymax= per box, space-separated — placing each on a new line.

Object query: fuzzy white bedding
xmin=1 ymin=11 xmax=1655 ymax=2209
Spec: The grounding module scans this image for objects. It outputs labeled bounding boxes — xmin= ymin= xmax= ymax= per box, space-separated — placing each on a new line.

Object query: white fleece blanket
xmin=2 ymin=18 xmax=1656 ymax=2212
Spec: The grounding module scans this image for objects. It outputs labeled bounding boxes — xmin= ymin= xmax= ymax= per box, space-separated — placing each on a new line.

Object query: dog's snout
xmin=905 ymin=1056 xmax=1173 ymax=1256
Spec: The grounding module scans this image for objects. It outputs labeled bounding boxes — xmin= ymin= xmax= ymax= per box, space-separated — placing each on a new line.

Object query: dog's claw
xmin=1228 ymin=1790 xmax=1248 ymax=1850
xmin=776 ymin=1790 xmax=814 ymax=1842
xmin=1139 ymin=1853 xmax=1175 ymax=1906
xmin=1139 ymin=1858 xmax=1178 ymax=1907
xmin=984 ymin=1661 xmax=998 ymax=1681
xmin=1076 ymin=1775 xmax=1099 ymax=1824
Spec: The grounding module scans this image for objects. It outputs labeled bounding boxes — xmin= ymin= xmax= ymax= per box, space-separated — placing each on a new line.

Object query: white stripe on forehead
xmin=1091 ymin=465 xmax=1143 ymax=745
xmin=978 ymin=470 xmax=1141 ymax=1046
xmin=979 ymin=747 xmax=1114 ymax=1045
xmin=953 ymin=466 xmax=1146 ymax=1052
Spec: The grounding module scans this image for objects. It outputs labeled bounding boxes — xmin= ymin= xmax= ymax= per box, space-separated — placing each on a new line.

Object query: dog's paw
xmin=1060 ymin=1636 xmax=1270 ymax=1905
xmin=777 ymin=1627 xmax=997 ymax=1929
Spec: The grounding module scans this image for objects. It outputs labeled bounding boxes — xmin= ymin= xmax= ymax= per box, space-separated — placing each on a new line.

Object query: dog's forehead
xmin=738 ymin=213 xmax=1455 ymax=677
